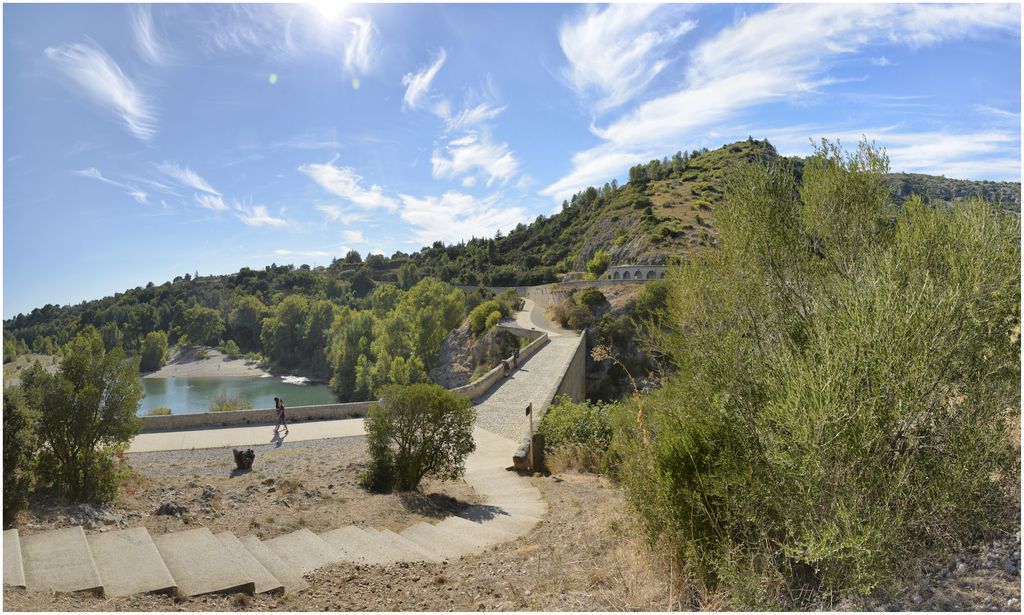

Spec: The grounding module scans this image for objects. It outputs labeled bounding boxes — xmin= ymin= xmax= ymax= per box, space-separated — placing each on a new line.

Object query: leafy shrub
xmin=586 ymin=250 xmax=611 ymax=278
xmin=468 ymin=298 xmax=514 ymax=335
xmin=222 ymin=340 xmax=241 ymax=359
xmin=485 ymin=310 xmax=502 ymax=330
xmin=360 ymin=383 xmax=476 ymax=492
xmin=551 ymin=294 xmax=597 ymax=331
xmin=145 ymin=407 xmax=173 ymax=416
xmin=3 ymin=386 xmax=39 ymax=527
xmin=577 ymin=289 xmax=608 ymax=308
xmin=616 ymin=140 xmax=1021 ymax=606
xmin=21 ymin=327 xmax=142 ymax=503
xmin=209 ymin=391 xmax=254 ymax=413
xmin=542 ymin=396 xmax=613 ymax=447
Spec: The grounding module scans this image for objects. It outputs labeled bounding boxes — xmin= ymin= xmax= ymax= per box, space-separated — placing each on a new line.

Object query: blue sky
xmin=3 ymin=2 xmax=1020 ymax=318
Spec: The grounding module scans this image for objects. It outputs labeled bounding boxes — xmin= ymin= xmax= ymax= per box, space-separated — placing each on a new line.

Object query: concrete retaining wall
xmin=139 ymin=402 xmax=375 ymax=432
xmin=139 ymin=328 xmax=550 ymax=433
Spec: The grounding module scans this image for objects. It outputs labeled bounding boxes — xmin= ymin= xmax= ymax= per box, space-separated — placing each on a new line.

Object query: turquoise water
xmin=139 ymin=376 xmax=337 ymax=416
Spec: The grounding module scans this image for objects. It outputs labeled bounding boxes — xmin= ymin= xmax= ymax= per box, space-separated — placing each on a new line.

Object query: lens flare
xmin=351 ymin=78 xmax=360 ymax=90
xmin=268 ymin=73 xmax=278 ymax=85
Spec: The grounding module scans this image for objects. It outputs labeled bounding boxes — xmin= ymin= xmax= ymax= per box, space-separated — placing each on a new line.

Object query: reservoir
xmin=138 ymin=376 xmax=337 ymax=416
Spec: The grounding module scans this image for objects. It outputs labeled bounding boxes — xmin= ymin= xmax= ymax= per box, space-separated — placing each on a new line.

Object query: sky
xmin=3 ymin=2 xmax=1021 ymax=318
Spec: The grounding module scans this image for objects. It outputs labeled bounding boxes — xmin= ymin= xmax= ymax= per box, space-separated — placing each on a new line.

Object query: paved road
xmin=512 ymin=298 xmax=575 ymax=337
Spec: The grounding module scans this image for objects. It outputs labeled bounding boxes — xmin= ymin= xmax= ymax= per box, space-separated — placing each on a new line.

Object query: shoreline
xmin=142 ymin=346 xmax=270 ymax=379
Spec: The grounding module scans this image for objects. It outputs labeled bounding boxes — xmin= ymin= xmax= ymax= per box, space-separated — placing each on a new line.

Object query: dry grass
xmin=546 ymin=444 xmax=604 ymax=475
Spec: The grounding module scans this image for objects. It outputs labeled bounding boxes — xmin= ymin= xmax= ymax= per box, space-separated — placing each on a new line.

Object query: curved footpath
xmin=2 ymin=300 xmax=581 ymax=600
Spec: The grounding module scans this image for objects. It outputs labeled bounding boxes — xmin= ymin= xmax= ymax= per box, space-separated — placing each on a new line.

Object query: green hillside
xmin=411 ymin=138 xmax=1020 ymax=285
xmin=5 ymin=138 xmax=1019 ymax=356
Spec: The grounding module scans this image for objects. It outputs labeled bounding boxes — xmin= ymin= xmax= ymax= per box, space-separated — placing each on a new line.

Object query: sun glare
xmin=306 ymin=0 xmax=347 ymax=23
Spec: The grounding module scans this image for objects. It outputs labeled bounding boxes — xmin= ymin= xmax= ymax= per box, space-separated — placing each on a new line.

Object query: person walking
xmin=274 ymin=397 xmax=289 ymax=436
xmin=513 ymin=345 xmax=520 ymax=368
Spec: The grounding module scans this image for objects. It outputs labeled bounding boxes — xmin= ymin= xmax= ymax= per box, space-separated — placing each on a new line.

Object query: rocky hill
xmin=411 ymin=138 xmax=1020 ymax=286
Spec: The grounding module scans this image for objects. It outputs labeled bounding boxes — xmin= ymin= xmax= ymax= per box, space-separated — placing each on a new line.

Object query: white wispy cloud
xmin=200 ymin=4 xmax=291 ymax=57
xmin=444 ymin=103 xmax=506 ymax=133
xmin=341 ymin=229 xmax=366 ymax=244
xmin=871 ymin=56 xmax=893 ymax=67
xmin=431 ymin=133 xmax=520 ymax=187
xmin=560 ymin=4 xmax=695 ymax=113
xmin=275 ymin=248 xmax=330 ymax=258
xmin=234 ymin=200 xmax=287 ymax=227
xmin=299 ymin=157 xmax=398 ymax=211
xmin=343 ymin=17 xmax=376 ymax=75
xmin=74 ymin=167 xmax=149 ymax=204
xmin=131 ymin=5 xmax=171 ymax=65
xmin=543 ymin=3 xmax=1021 ymax=202
xmin=975 ymin=104 xmax=1021 ymax=123
xmin=761 ymin=125 xmax=1021 ymax=181
xmin=194 ymin=193 xmax=228 ymax=211
xmin=44 ymin=41 xmax=156 ymax=140
xmin=399 ymin=191 xmax=528 ymax=245
xmin=158 ymin=163 xmax=220 ymax=195
xmin=315 ymin=203 xmax=369 ymax=224
xmin=402 ymin=49 xmax=446 ymax=111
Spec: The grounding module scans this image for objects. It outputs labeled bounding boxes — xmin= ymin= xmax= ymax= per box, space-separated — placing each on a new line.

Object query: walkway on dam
xmin=130 ymin=296 xmax=582 ymax=454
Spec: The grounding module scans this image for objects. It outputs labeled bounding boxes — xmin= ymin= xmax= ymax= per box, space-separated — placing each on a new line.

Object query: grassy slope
xmin=502 ymin=139 xmax=1020 ymax=275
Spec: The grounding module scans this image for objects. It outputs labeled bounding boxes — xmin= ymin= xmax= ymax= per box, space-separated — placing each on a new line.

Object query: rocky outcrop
xmin=430 ymin=324 xmax=520 ymax=389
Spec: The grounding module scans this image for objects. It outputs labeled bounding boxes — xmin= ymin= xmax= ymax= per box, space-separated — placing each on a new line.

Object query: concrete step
xmin=153 ymin=527 xmax=255 ymax=597
xmin=435 ymin=515 xmax=517 ymax=550
xmin=215 ymin=532 xmax=283 ymax=595
xmin=463 ymin=473 xmax=531 ymax=491
xmin=86 ymin=527 xmax=176 ymax=597
xmin=458 ymin=505 xmax=541 ymax=537
xmin=238 ymin=535 xmax=308 ymax=594
xmin=376 ymin=528 xmax=444 ymax=563
xmin=263 ymin=528 xmax=339 ymax=574
xmin=319 ymin=526 xmax=388 ymax=565
xmin=358 ymin=528 xmax=407 ymax=564
xmin=479 ymin=486 xmax=542 ymax=501
xmin=399 ymin=522 xmax=475 ymax=560
xmin=3 ymin=529 xmax=26 ymax=588
xmin=20 ymin=526 xmax=103 ymax=594
xmin=482 ymin=499 xmax=547 ymax=518
xmin=362 ymin=527 xmax=426 ymax=564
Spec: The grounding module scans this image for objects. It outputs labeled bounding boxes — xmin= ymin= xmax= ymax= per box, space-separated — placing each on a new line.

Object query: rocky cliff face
xmin=430 ymin=324 xmax=520 ymax=389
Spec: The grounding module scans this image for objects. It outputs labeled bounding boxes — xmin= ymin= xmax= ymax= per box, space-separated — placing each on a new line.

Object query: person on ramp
xmin=274 ymin=397 xmax=289 ymax=436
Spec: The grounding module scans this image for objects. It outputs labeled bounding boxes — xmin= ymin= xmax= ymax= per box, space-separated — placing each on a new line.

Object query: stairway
xmin=2 ymin=430 xmax=545 ymax=600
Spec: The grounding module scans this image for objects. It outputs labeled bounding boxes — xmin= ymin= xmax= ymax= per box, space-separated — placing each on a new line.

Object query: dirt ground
xmin=4 ymin=448 xmax=1020 ymax=612
xmin=14 ymin=436 xmax=478 ymax=542
xmin=4 ymin=471 xmax=684 ymax=612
